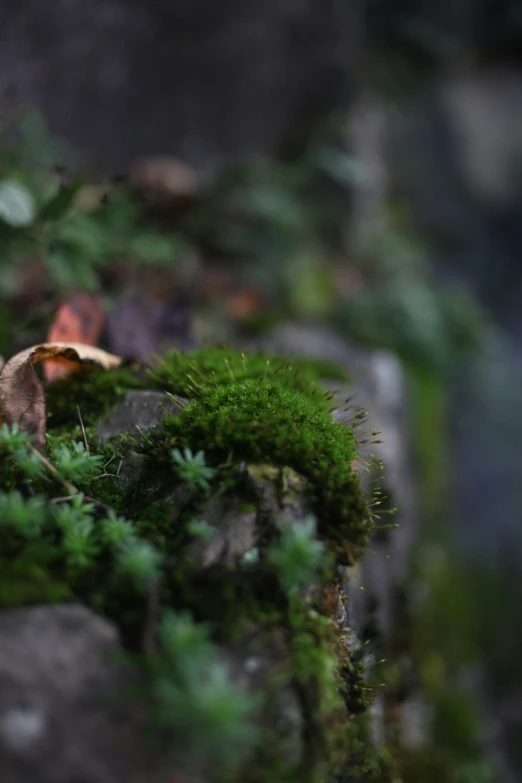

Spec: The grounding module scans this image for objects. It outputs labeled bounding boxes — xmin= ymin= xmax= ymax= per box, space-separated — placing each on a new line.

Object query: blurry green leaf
xmin=0 ymin=180 xmax=36 ymax=227
xmin=129 ymin=233 xmax=179 ymax=263
xmin=316 ymin=148 xmax=371 ymax=187
xmin=40 ymin=177 xmax=85 ymax=221
xmin=46 ymin=250 xmax=99 ymax=291
xmin=286 ymin=255 xmax=335 ymax=316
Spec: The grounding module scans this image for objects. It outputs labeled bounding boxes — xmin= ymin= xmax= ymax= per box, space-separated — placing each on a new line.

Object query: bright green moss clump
xmin=148 ymin=345 xmax=347 ymax=405
xmin=44 ymin=346 xmax=347 ymax=433
xmin=142 ymin=379 xmax=371 ymax=563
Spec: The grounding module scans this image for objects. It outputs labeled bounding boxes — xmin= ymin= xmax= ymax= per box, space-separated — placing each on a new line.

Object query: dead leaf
xmin=45 ymin=294 xmax=105 ymax=382
xmin=0 ymin=342 xmax=121 ymax=453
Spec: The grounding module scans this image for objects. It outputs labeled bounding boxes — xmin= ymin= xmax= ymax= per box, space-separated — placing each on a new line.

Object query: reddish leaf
xmin=45 ymin=294 xmax=105 ymax=382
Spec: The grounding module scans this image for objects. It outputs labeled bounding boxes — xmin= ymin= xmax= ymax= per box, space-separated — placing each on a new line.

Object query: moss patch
xmin=141 ymin=379 xmax=371 ymax=563
xmin=148 ymin=345 xmax=348 ymax=405
xmin=46 ymin=363 xmax=148 ymax=430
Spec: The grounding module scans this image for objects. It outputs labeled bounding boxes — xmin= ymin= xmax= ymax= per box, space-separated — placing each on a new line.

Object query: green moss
xmin=141 ymin=379 xmax=371 ymax=563
xmin=147 ymin=345 xmax=347 ymax=406
xmin=46 ymin=363 xmax=147 ymax=430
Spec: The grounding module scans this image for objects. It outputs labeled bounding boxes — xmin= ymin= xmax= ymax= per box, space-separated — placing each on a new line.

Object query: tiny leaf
xmin=0 ymin=180 xmax=36 ymax=227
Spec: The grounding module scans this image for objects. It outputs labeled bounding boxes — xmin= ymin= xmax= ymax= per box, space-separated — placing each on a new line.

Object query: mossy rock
xmin=0 ymin=344 xmax=390 ymax=783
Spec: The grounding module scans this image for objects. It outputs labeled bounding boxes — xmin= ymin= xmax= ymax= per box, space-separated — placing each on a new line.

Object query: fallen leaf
xmin=45 ymin=294 xmax=105 ymax=382
xmin=0 ymin=342 xmax=121 ymax=453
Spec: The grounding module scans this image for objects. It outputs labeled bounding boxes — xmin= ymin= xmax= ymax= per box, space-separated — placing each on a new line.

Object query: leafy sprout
xmin=141 ymin=610 xmax=258 ymax=769
xmin=0 ymin=423 xmax=45 ymax=481
xmin=0 ymin=491 xmax=47 ymax=538
xmin=0 ymin=422 xmax=35 ymax=452
xmin=170 ymin=447 xmax=217 ymax=491
xmin=267 ymin=515 xmax=331 ymax=593
xmin=50 ymin=440 xmax=104 ymax=483
xmin=115 ymin=539 xmax=163 ymax=592
xmin=186 ymin=519 xmax=215 ymax=542
xmin=99 ymin=509 xmax=137 ymax=547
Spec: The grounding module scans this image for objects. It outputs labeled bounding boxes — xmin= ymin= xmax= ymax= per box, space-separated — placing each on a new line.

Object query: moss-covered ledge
xmin=0 ymin=345 xmax=394 ymax=783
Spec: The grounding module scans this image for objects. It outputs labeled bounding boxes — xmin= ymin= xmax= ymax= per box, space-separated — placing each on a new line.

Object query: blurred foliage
xmin=0 ymin=113 xmax=186 ymax=295
xmin=0 ymin=112 xmax=486 ymax=377
xmin=189 ymin=150 xmax=485 ymax=373
xmin=390 ymin=533 xmax=522 ymax=783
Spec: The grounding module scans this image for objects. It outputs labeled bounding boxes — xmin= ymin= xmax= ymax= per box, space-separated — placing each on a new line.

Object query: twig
xmin=91 ymin=455 xmax=124 ymax=481
xmin=51 ymin=493 xmax=111 ymax=517
xmin=29 ymin=446 xmax=109 ymax=516
xmin=77 ymin=406 xmax=89 ymax=454
xmin=29 ymin=444 xmax=78 ymax=496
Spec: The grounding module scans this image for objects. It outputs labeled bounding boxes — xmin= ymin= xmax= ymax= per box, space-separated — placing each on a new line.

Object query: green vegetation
xmin=266 ymin=516 xmax=331 ymax=593
xmin=0 ymin=112 xmax=492 ymax=782
xmin=170 ymin=447 xmax=218 ymax=491
xmin=0 ymin=113 xmax=484 ymax=376
xmin=0 ymin=345 xmax=382 ymax=781
xmin=141 ymin=378 xmax=372 ymax=563
xmin=0 ymin=114 xmax=184 ymax=294
xmin=148 ymin=344 xmax=348 ymax=405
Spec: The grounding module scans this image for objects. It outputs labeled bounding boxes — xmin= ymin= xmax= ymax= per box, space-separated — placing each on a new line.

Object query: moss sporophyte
xmin=0 ymin=344 xmax=383 ymax=781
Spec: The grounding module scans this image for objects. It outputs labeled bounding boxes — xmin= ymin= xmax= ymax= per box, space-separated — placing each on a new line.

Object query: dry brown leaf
xmin=0 ymin=342 xmax=122 ymax=453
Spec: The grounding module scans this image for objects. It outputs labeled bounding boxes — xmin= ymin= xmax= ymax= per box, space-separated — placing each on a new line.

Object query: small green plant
xmin=170 ymin=447 xmax=218 ymax=491
xmin=138 ymin=610 xmax=258 ymax=770
xmin=115 ymin=538 xmax=164 ymax=592
xmin=99 ymin=509 xmax=138 ymax=547
xmin=0 ymin=113 xmax=185 ymax=295
xmin=0 ymin=422 xmax=46 ymax=481
xmin=0 ymin=490 xmax=47 ymax=538
xmin=186 ymin=519 xmax=215 ymax=542
xmin=0 ymin=421 xmax=34 ymax=451
xmin=49 ymin=440 xmax=104 ymax=483
xmin=267 ymin=515 xmax=331 ymax=593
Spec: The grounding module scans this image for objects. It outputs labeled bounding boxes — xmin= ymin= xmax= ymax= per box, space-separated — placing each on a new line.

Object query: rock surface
xmin=0 ymin=604 xmax=178 ymax=783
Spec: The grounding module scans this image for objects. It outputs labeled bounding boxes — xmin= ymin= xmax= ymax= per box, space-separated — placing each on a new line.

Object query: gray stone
xmin=0 ymin=604 xmax=178 ymax=783
xmin=94 ymin=390 xmax=184 ymax=444
xmin=188 ymin=491 xmax=258 ymax=569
